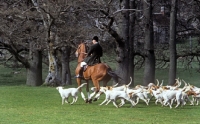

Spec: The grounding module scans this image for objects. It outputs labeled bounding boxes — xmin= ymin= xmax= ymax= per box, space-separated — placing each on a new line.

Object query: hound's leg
xmin=175 ymin=99 xmax=181 ymax=108
xmin=62 ymin=98 xmax=65 ymax=105
xmin=141 ymin=98 xmax=149 ymax=105
xmin=71 ymin=98 xmax=75 ymax=105
xmin=99 ymin=99 xmax=108 ymax=106
xmin=136 ymin=97 xmax=140 ymax=105
xmin=155 ymin=99 xmax=158 ymax=105
xmin=118 ymin=99 xmax=125 ymax=107
xmin=77 ymin=78 xmax=86 ymax=101
xmin=105 ymin=100 xmax=112 ymax=105
xmin=130 ymin=100 xmax=136 ymax=107
xmin=167 ymin=101 xmax=172 ymax=109
xmin=196 ymin=98 xmax=199 ymax=105
xmin=113 ymin=101 xmax=119 ymax=108
xmin=74 ymin=96 xmax=78 ymax=102
xmin=81 ymin=92 xmax=86 ymax=101
xmin=65 ymin=98 xmax=70 ymax=104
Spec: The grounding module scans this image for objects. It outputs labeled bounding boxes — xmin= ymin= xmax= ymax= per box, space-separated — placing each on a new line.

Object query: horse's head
xmin=75 ymin=42 xmax=86 ymax=57
xmin=75 ymin=44 xmax=81 ymax=57
xmin=75 ymin=42 xmax=87 ymax=62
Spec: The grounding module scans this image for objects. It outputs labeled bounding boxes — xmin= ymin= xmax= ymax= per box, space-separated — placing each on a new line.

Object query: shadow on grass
xmin=0 ymin=73 xmax=26 ymax=86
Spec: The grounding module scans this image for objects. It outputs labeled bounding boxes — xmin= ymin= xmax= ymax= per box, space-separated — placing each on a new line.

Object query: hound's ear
xmin=149 ymin=89 xmax=153 ymax=94
xmin=128 ymin=92 xmax=134 ymax=96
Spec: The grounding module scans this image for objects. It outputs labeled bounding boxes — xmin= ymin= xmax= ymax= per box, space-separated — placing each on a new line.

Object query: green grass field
xmin=0 ymin=65 xmax=200 ymax=124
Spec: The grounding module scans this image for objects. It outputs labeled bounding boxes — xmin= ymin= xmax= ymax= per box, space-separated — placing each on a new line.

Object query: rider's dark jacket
xmin=83 ymin=42 xmax=103 ymax=66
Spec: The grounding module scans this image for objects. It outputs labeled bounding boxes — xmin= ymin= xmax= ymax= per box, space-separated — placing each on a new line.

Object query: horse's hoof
xmin=88 ymin=99 xmax=92 ymax=103
xmin=93 ymin=98 xmax=98 ymax=102
xmin=85 ymin=99 xmax=88 ymax=103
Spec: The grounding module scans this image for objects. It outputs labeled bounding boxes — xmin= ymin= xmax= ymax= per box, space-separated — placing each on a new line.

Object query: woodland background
xmin=0 ymin=0 xmax=200 ymax=86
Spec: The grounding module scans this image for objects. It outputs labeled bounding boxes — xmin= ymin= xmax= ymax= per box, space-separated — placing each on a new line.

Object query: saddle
xmin=83 ymin=62 xmax=101 ymax=72
xmin=83 ymin=65 xmax=88 ymax=71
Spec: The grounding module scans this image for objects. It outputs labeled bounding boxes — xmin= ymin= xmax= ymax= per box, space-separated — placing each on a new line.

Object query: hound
xmin=56 ymin=83 xmax=87 ymax=105
xmin=99 ymin=87 xmax=136 ymax=108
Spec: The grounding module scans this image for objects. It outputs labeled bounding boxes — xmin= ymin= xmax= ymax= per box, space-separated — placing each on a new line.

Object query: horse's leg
xmin=89 ymin=81 xmax=98 ymax=101
xmin=85 ymin=81 xmax=91 ymax=103
xmin=89 ymin=92 xmax=96 ymax=100
xmin=77 ymin=78 xmax=86 ymax=102
xmin=93 ymin=92 xmax=102 ymax=100
xmin=93 ymin=79 xmax=109 ymax=102
xmin=89 ymin=80 xmax=100 ymax=102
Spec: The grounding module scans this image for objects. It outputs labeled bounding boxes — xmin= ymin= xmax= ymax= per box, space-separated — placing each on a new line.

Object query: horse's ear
xmin=79 ymin=41 xmax=84 ymax=44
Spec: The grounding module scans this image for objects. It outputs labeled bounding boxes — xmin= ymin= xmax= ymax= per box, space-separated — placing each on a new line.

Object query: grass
xmin=0 ymin=65 xmax=200 ymax=124
xmin=0 ymin=86 xmax=200 ymax=124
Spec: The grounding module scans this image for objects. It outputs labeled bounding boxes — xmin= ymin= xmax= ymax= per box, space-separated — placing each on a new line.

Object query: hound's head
xmin=186 ymin=91 xmax=197 ymax=96
xmin=99 ymin=87 xmax=108 ymax=93
xmin=105 ymin=86 xmax=113 ymax=90
xmin=91 ymin=87 xmax=96 ymax=92
xmin=128 ymin=92 xmax=135 ymax=98
xmin=148 ymin=89 xmax=153 ymax=96
xmin=162 ymin=86 xmax=170 ymax=90
xmin=56 ymin=86 xmax=64 ymax=91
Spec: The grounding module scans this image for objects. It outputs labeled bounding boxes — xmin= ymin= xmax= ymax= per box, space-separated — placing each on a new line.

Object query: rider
xmin=75 ymin=36 xmax=103 ymax=78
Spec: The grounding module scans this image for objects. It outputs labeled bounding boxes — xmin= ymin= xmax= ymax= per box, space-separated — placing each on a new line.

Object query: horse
xmin=75 ymin=42 xmax=120 ymax=103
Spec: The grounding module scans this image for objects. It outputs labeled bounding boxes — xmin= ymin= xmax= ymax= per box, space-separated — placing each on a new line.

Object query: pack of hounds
xmin=56 ymin=77 xmax=200 ymax=109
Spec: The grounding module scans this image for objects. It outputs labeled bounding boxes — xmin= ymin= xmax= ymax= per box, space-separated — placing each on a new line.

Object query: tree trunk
xmin=61 ymin=46 xmax=72 ymax=85
xmin=44 ymin=36 xmax=61 ymax=86
xmin=168 ymin=0 xmax=177 ymax=85
xmin=143 ymin=0 xmax=155 ymax=86
xmin=129 ymin=0 xmax=136 ymax=86
xmin=115 ymin=0 xmax=130 ymax=84
xmin=26 ymin=41 xmax=43 ymax=86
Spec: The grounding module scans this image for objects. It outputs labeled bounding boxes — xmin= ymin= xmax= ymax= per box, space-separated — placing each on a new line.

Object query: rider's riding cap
xmin=92 ymin=36 xmax=98 ymax=42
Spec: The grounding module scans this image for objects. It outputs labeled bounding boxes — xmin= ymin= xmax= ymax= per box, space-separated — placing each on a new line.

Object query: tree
xmin=0 ymin=1 xmax=44 ymax=86
xmin=168 ymin=0 xmax=178 ymax=85
xmin=84 ymin=0 xmax=138 ymax=84
xmin=114 ymin=0 xmax=131 ymax=84
xmin=129 ymin=0 xmax=136 ymax=86
xmin=0 ymin=0 xmax=86 ymax=86
xmin=143 ymin=0 xmax=155 ymax=85
xmin=30 ymin=0 xmax=89 ymax=86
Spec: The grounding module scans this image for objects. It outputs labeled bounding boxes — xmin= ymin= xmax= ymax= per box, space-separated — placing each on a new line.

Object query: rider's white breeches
xmin=80 ymin=61 xmax=87 ymax=67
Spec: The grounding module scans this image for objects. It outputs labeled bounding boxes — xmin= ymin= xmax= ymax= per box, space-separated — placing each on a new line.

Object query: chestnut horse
xmin=75 ymin=42 xmax=120 ymax=103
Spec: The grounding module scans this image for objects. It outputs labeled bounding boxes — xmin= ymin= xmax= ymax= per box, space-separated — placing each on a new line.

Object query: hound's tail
xmin=127 ymin=77 xmax=132 ymax=87
xmin=77 ymin=83 xmax=87 ymax=90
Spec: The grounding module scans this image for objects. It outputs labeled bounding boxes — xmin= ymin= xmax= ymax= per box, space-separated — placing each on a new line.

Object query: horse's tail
xmin=107 ymin=68 xmax=122 ymax=83
xmin=77 ymin=83 xmax=87 ymax=90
